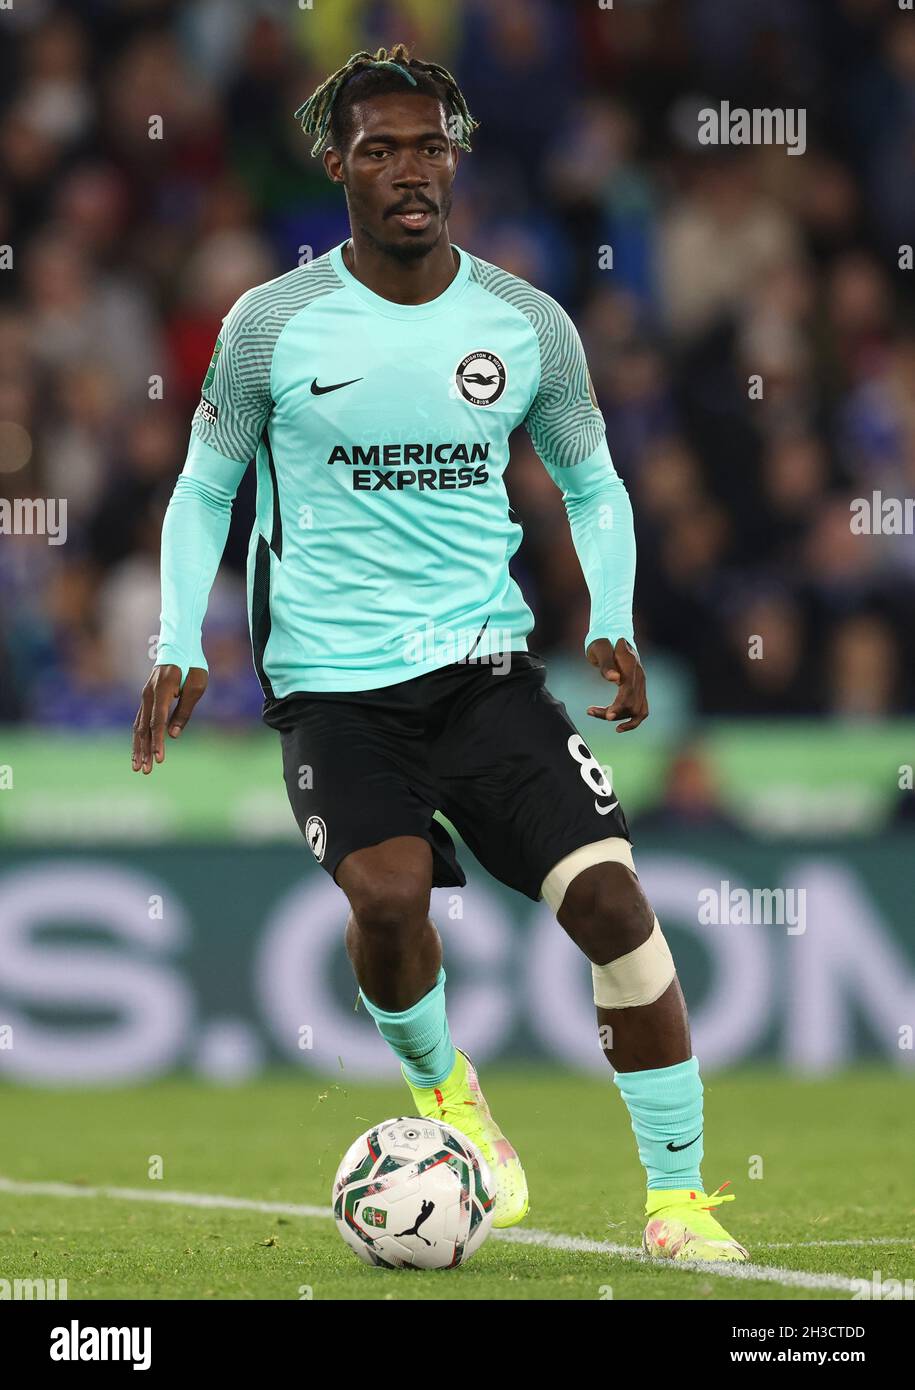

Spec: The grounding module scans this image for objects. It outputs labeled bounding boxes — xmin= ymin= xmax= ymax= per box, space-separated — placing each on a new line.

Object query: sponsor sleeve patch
xmin=196 ymin=396 xmax=218 ymax=424
xmin=202 ymin=334 xmax=223 ymax=392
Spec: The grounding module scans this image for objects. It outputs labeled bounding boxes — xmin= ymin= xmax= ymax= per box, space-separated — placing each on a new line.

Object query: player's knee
xmin=337 ymin=836 xmax=433 ymax=933
xmin=345 ymin=870 xmax=431 ymax=935
xmin=558 ymin=861 xmax=654 ymax=963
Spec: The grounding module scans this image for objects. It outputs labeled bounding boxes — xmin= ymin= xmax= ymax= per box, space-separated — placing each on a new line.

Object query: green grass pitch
xmin=1 ymin=1068 xmax=912 ymax=1300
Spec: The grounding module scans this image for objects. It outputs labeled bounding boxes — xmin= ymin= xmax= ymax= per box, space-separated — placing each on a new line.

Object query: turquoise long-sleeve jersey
xmin=157 ymin=240 xmax=637 ymax=696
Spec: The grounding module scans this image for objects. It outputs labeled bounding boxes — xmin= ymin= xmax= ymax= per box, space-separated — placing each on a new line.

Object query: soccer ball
xmin=332 ymin=1116 xmax=496 ymax=1269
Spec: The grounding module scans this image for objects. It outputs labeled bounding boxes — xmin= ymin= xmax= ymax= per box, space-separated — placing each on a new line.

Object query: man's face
xmin=326 ymin=92 xmax=458 ymax=261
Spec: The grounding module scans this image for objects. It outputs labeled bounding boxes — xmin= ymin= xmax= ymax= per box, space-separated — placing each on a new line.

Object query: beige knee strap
xmin=591 ymin=917 xmax=675 ymax=1009
xmin=541 ymin=836 xmax=636 ymax=914
xmin=540 ymin=838 xmax=675 ymax=1008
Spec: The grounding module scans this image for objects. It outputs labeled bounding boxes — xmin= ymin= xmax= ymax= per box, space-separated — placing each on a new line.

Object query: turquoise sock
xmin=612 ymin=1055 xmax=704 ymax=1191
xmin=359 ymin=967 xmax=456 ymax=1088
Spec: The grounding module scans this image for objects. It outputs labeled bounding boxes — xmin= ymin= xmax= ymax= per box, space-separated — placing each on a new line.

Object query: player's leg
xmin=339 ymin=834 xmax=441 ymax=1012
xmin=272 ymin=693 xmax=462 ymax=1087
xmin=336 ymin=834 xmax=456 ymax=1088
xmin=544 ymin=840 xmax=748 ymax=1262
xmin=433 ymin=653 xmax=746 ymax=1259
xmin=337 ymin=833 xmax=529 ymax=1227
xmin=270 ymin=688 xmax=528 ymax=1227
xmin=553 ymin=855 xmax=689 ymax=1071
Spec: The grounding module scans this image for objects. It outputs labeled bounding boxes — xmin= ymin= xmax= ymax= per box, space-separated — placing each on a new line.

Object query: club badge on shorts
xmin=305 ymin=816 xmax=326 ymax=862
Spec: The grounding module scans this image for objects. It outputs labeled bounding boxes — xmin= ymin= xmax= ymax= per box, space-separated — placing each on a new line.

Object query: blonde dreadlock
xmin=294 ymin=43 xmax=478 ymax=158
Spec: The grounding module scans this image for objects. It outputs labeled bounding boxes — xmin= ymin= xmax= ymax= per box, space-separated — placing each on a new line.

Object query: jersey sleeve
xmin=155 ymin=451 xmax=247 ymax=685
xmin=523 ymin=297 xmax=606 ymax=471
xmin=523 ymin=297 xmax=637 ymax=653
xmin=189 ymin=287 xmax=274 ymax=465
xmin=156 ymin=292 xmax=272 ymax=685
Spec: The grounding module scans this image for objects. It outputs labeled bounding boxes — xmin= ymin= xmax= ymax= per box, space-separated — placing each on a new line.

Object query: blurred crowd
xmin=1 ymin=0 xmax=914 ymax=729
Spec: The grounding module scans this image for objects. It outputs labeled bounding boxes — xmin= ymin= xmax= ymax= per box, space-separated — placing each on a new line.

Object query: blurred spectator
xmin=635 ymin=742 xmax=739 ymax=834
xmin=658 ymin=157 xmax=803 ymax=341
xmin=826 ymin=612 xmax=901 ymax=719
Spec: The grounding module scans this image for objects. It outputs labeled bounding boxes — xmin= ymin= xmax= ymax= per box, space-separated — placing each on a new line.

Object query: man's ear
xmin=323 ymin=147 xmax=345 ymax=185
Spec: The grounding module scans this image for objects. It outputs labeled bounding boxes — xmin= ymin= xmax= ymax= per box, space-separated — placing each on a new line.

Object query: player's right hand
xmin=131 ymin=664 xmax=208 ymax=774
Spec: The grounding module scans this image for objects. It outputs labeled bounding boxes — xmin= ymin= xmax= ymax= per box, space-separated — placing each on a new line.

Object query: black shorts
xmin=263 ymin=651 xmax=632 ymax=903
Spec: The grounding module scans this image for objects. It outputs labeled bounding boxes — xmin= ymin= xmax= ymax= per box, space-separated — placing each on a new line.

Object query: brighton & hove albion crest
xmin=305 ymin=816 xmax=326 ymax=862
xmin=455 ymin=351 xmax=506 ymax=406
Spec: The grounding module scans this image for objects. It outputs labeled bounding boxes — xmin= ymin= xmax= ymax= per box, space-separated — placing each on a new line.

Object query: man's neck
xmin=342 ymin=232 xmax=459 ymax=306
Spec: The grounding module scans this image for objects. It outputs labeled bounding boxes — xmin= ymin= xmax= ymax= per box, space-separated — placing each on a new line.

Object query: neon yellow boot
xmin=643 ymin=1182 xmax=748 ymax=1262
xmin=403 ymin=1049 xmax=529 ymax=1228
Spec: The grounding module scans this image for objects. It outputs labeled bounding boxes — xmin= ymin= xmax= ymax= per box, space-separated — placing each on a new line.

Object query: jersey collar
xmin=329 ymin=239 xmax=472 ymax=320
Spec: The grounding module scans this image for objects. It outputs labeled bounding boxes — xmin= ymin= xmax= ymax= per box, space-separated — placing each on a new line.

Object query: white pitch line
xmin=494 ymin=1226 xmax=861 ymax=1292
xmin=0 ymin=1177 xmax=326 ymax=1220
xmin=0 ymin=1177 xmax=870 ymax=1293
xmin=759 ymin=1238 xmax=914 ymax=1250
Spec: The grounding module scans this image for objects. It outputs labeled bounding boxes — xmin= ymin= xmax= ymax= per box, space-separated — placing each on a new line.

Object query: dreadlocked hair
xmin=294 ymin=43 xmax=478 ymax=158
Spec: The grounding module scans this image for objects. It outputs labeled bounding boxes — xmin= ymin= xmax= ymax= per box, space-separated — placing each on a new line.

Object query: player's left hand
xmin=585 ymin=637 xmax=648 ymax=732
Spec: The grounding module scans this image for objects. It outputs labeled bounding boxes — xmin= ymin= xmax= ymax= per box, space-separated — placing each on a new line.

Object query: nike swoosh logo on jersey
xmin=666 ymin=1132 xmax=702 ymax=1152
xmin=310 ymin=377 xmax=363 ymax=395
xmin=595 ymin=799 xmax=619 ymax=815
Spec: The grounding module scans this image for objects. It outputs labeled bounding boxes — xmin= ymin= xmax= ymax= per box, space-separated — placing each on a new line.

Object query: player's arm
xmin=132 ymin=293 xmax=270 ymax=773
xmin=523 ymin=300 xmax=647 ymax=732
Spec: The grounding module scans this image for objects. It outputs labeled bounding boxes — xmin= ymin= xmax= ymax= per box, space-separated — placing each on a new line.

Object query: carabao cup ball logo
xmin=456 ymin=351 xmax=506 ymax=406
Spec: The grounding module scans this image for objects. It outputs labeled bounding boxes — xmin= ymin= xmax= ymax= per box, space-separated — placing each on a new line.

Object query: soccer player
xmin=131 ymin=44 xmax=747 ymax=1263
